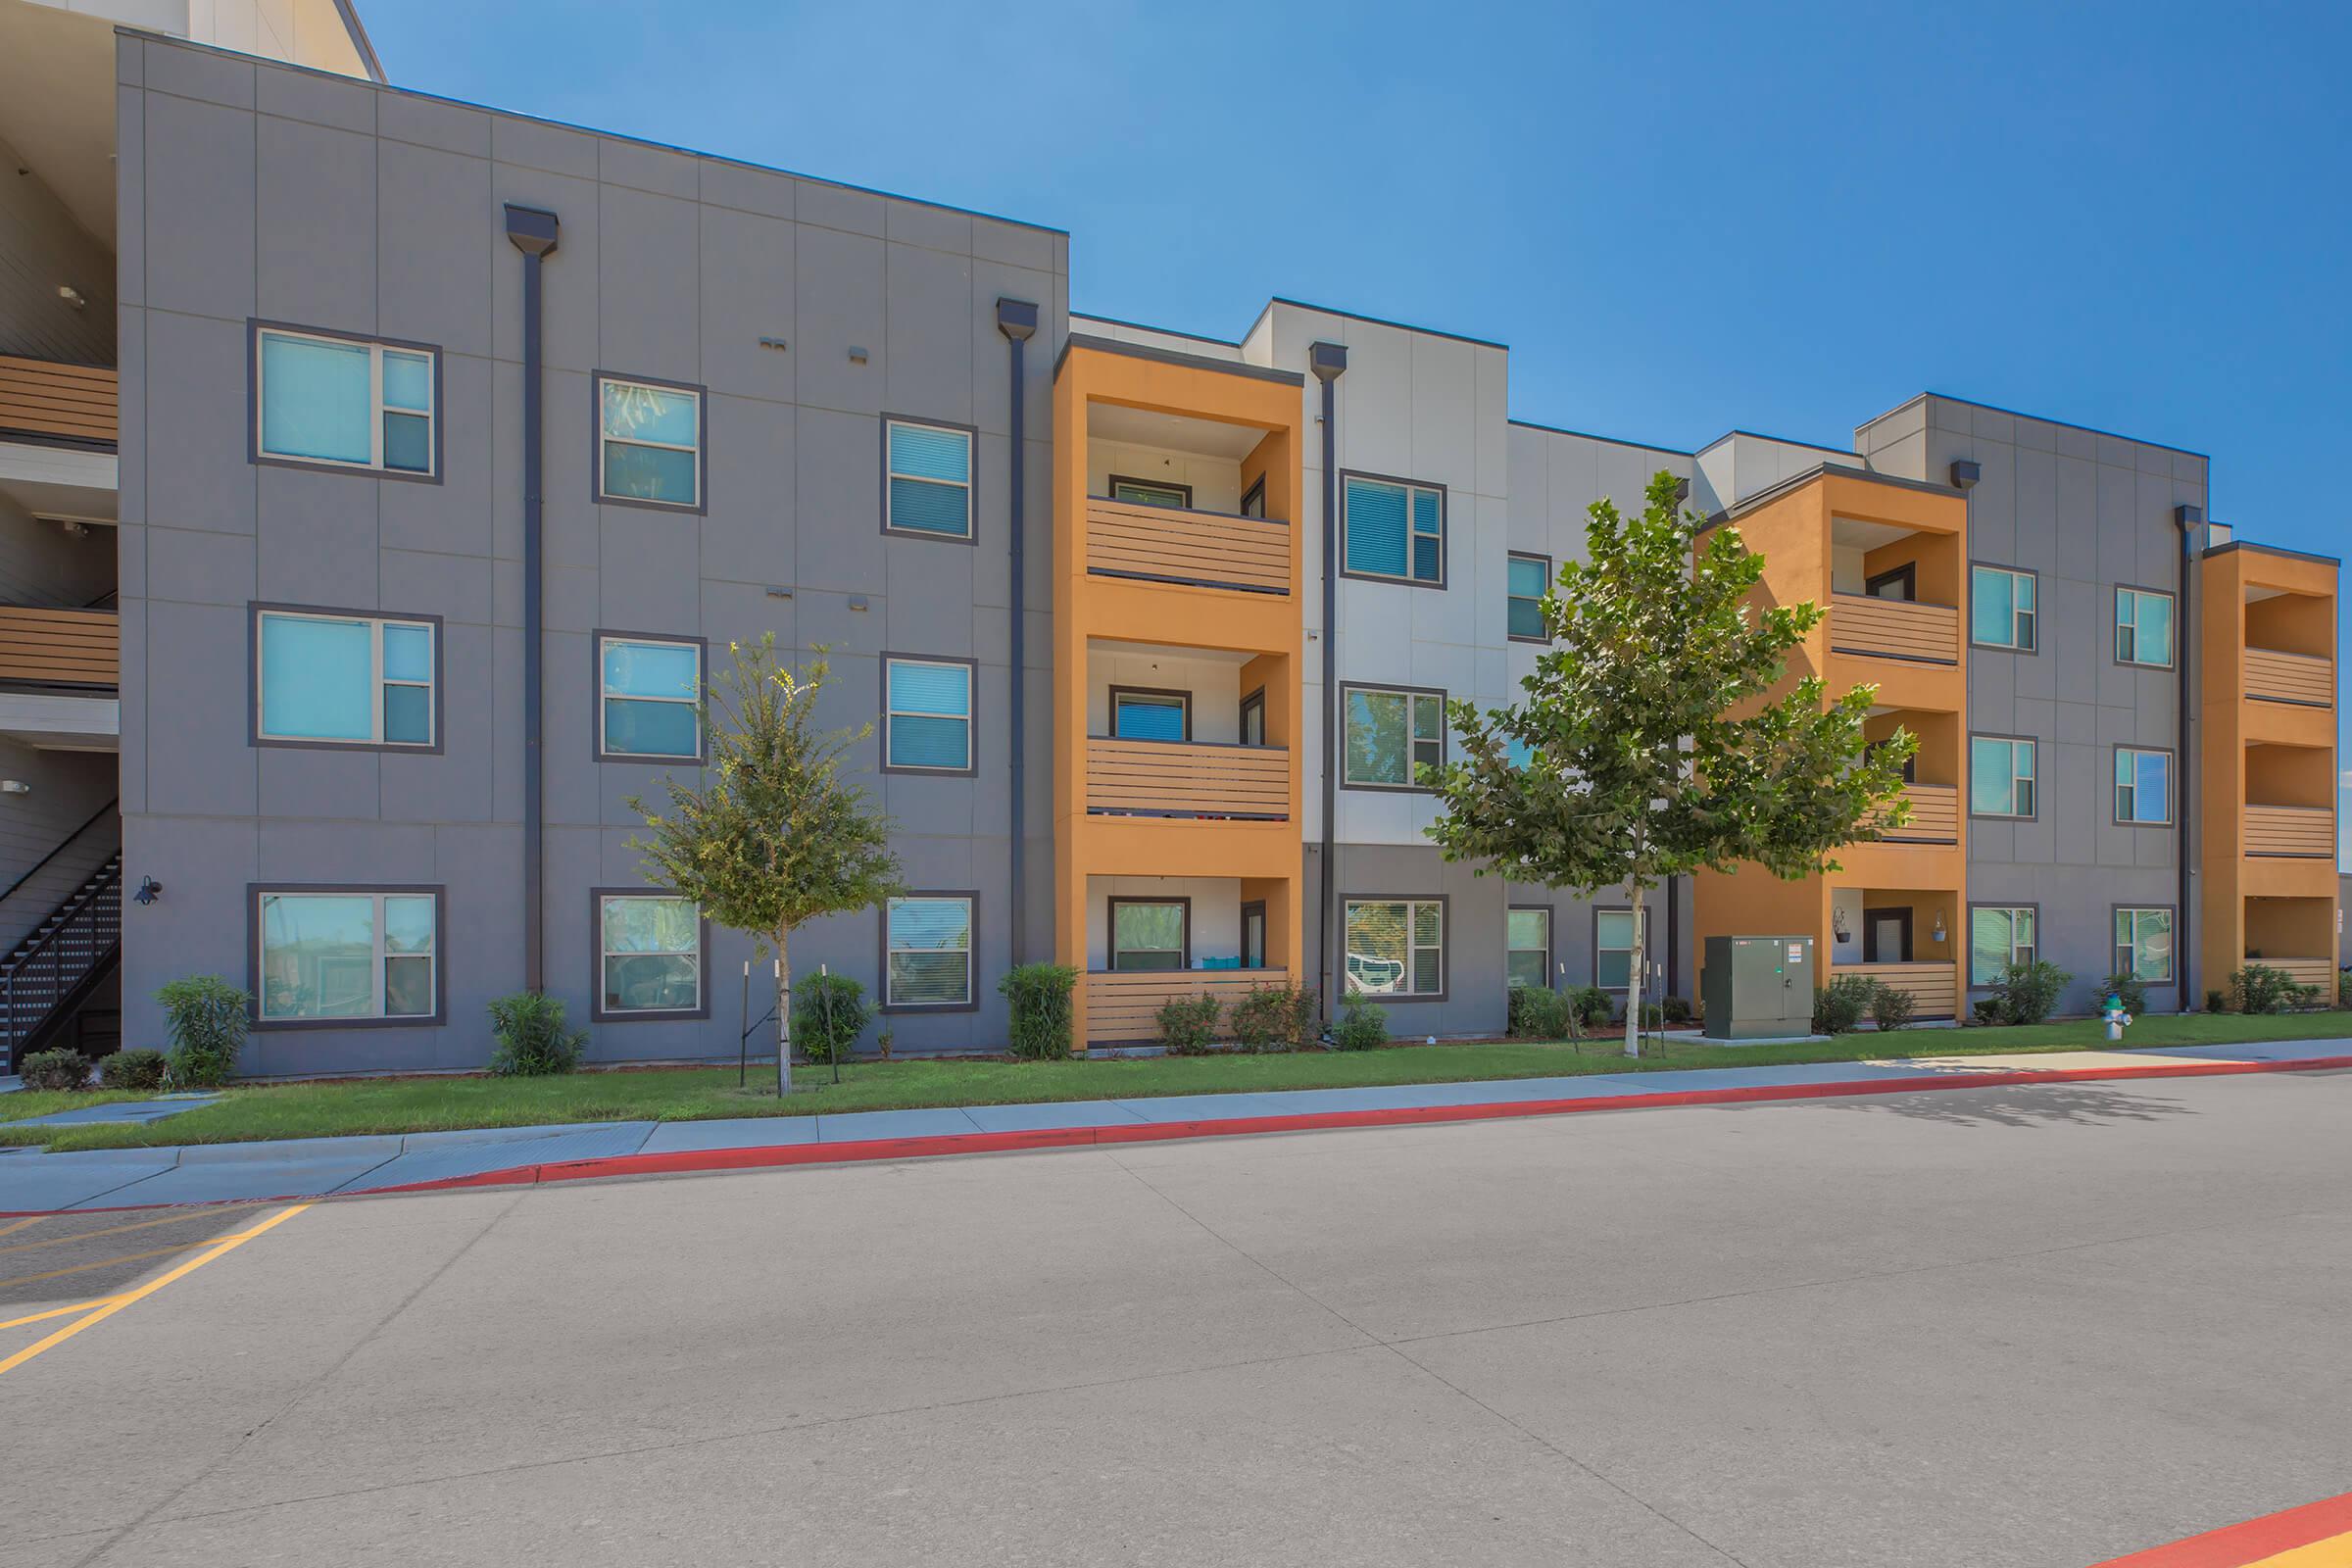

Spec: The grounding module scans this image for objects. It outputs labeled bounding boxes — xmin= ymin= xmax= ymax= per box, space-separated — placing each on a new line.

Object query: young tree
xmin=1424 ymin=471 xmax=1914 ymax=1056
xmin=629 ymin=636 xmax=901 ymax=1094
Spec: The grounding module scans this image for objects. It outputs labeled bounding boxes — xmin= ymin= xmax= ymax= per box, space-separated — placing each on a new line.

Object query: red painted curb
xmin=2085 ymin=1487 xmax=2352 ymax=1566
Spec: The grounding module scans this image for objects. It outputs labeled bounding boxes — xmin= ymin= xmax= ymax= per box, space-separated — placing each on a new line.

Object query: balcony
xmin=1829 ymin=595 xmax=1959 ymax=665
xmin=1834 ymin=960 xmax=1959 ymax=1019
xmin=2244 ymin=804 xmax=2332 ymax=858
xmin=0 ymin=357 xmax=117 ymax=449
xmin=1086 ymin=967 xmax=1291 ymax=1045
xmin=1867 ymin=783 xmax=1959 ymax=845
xmin=2243 ymin=647 xmax=2331 ymax=708
xmin=0 ymin=606 xmax=118 ymax=690
xmin=1085 ymin=738 xmax=1289 ymax=820
xmin=1086 ymin=496 xmax=1291 ymax=597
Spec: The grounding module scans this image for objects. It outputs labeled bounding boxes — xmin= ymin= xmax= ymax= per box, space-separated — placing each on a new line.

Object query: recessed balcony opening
xmin=1083 ymin=876 xmax=1293 ymax=1044
xmin=2242 ymin=897 xmax=2334 ymax=993
xmin=1827 ymin=515 xmax=1959 ymax=664
xmin=1829 ymin=886 xmax=1959 ymax=1018
xmin=1860 ymin=708 xmax=1959 ymax=844
xmin=2243 ymin=741 xmax=2334 ymax=858
xmin=1083 ymin=639 xmax=1289 ymax=821
xmin=2242 ymin=583 xmax=2333 ymax=705
xmin=1082 ymin=403 xmax=1290 ymax=596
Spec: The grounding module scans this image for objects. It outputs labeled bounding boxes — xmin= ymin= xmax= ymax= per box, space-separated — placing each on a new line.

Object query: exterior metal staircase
xmin=1 ymin=802 xmax=122 ymax=1071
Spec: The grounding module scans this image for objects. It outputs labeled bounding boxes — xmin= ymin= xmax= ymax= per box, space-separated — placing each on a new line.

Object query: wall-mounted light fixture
xmin=58 ymin=284 xmax=85 ymax=310
xmin=758 ymin=336 xmax=788 ymax=352
xmin=133 ymin=876 xmax=163 ymax=906
xmin=1949 ymin=459 xmax=1981 ymax=491
xmin=0 ymin=779 xmax=28 ymax=795
xmin=847 ymin=346 xmax=869 ymax=365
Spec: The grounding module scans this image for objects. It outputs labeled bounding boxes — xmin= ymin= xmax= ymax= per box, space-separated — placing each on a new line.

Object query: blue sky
xmin=367 ymin=0 xmax=2352 ymax=844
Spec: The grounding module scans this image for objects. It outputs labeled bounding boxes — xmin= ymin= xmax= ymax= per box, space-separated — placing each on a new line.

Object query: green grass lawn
xmin=5 ymin=1009 xmax=2346 ymax=1154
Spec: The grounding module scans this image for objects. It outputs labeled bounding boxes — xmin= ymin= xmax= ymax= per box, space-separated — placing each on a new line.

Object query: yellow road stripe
xmin=0 ymin=1237 xmax=257 ymax=1291
xmin=0 ymin=1217 xmax=44 ymax=1240
xmin=0 ymin=1204 xmax=263 ymax=1257
xmin=0 ymin=1204 xmax=309 ymax=1380
xmin=2246 ymin=1530 xmax=2352 ymax=1567
xmin=0 ymin=1298 xmax=122 ymax=1332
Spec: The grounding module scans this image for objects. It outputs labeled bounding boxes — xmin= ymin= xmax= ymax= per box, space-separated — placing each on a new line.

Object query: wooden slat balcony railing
xmin=2247 ymin=956 xmax=2336 ymax=993
xmin=1829 ymin=595 xmax=1960 ymax=665
xmin=2244 ymin=804 xmax=2333 ymax=858
xmin=0 ymin=356 xmax=119 ymax=447
xmin=1865 ymin=783 xmax=1959 ymax=844
xmin=1087 ymin=967 xmax=1291 ymax=1044
xmin=1834 ymin=960 xmax=1960 ymax=1019
xmin=2243 ymin=647 xmax=2332 ymax=708
xmin=0 ymin=607 xmax=119 ymax=689
xmin=1084 ymin=496 xmax=1291 ymax=596
xmin=1085 ymin=738 xmax=1289 ymax=819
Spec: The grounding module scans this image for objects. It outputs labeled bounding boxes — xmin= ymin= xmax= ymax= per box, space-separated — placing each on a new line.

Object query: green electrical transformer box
xmin=1700 ymin=935 xmax=1816 ymax=1041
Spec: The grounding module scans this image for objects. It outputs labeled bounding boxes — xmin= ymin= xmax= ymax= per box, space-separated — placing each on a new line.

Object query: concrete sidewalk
xmin=3 ymin=1040 xmax=2346 ymax=1213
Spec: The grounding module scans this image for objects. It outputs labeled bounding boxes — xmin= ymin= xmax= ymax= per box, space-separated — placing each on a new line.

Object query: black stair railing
xmin=3 ymin=860 xmax=122 ymax=1069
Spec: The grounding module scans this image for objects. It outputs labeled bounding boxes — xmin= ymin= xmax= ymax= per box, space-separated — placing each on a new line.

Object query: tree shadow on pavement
xmin=1817 ymin=1082 xmax=2195 ymax=1130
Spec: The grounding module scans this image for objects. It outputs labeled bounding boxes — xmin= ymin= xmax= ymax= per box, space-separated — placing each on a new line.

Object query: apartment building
xmin=0 ymin=10 xmax=2335 ymax=1073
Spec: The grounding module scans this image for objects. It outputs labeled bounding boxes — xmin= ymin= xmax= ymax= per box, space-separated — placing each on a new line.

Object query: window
xmin=885 ymin=894 xmax=974 ymax=1008
xmin=885 ymin=417 xmax=974 ymax=539
xmin=597 ymin=893 xmax=702 ymax=1016
xmin=884 ymin=657 xmax=974 ymax=772
xmin=1970 ymin=735 xmax=2035 ymax=818
xmin=596 ymin=374 xmax=704 ymax=509
xmin=1240 ymin=476 xmax=1265 ymax=518
xmin=1110 ymin=687 xmax=1189 ymax=742
xmin=2115 ymin=587 xmax=2175 ymax=668
xmin=1970 ymin=906 xmax=2036 ymax=986
xmin=254 ymin=325 xmax=436 ymax=476
xmin=1506 ymin=906 xmax=1551 ymax=990
xmin=1507 ymin=554 xmax=1550 ymax=642
xmin=256 ymin=888 xmax=438 ymax=1023
xmin=598 ymin=635 xmax=702 ymax=760
xmin=1343 ymin=473 xmax=1445 ymax=585
xmin=1109 ymin=900 xmax=1188 ymax=971
xmin=1344 ymin=899 xmax=1444 ymax=999
xmin=1594 ymin=907 xmax=1652 ymax=991
xmin=255 ymin=608 xmax=436 ymax=749
xmin=1109 ymin=475 xmax=1192 ymax=510
xmin=1342 ymin=684 xmax=1445 ymax=789
xmin=1970 ymin=564 xmax=2036 ymax=651
xmin=2114 ymin=907 xmax=2175 ymax=983
xmin=1239 ymin=688 xmax=1265 ymax=747
xmin=2115 ymin=748 xmax=2173 ymax=824
xmin=1865 ymin=564 xmax=1918 ymax=602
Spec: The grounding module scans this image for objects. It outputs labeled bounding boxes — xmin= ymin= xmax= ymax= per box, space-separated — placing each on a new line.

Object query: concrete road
xmin=3 ymin=1069 xmax=2348 ymax=1567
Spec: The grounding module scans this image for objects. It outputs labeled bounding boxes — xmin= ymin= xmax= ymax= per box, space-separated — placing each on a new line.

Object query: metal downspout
xmin=505 ymin=205 xmax=559 ymax=993
xmin=996 ymin=299 xmax=1038 ymax=965
xmin=1308 ymin=342 xmax=1348 ymax=1022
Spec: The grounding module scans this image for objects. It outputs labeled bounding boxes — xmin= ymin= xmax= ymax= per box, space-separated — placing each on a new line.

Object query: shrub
xmin=1811 ymin=973 xmax=1878 ymax=1035
xmin=1565 ymin=985 xmax=1614 ymax=1030
xmin=2227 ymin=963 xmax=2293 ymax=1016
xmin=486 ymin=992 xmax=587 ymax=1077
xmin=2340 ymin=969 xmax=2352 ymax=1009
xmin=1868 ymin=984 xmax=1917 ymax=1032
xmin=1660 ymin=996 xmax=1692 ymax=1025
xmin=2204 ymin=988 xmax=2228 ymax=1014
xmin=1155 ymin=994 xmax=1223 ymax=1055
xmin=793 ymin=974 xmax=873 ymax=1063
xmin=1506 ymin=985 xmax=1573 ymax=1041
xmin=2099 ymin=972 xmax=2148 ymax=1017
xmin=1638 ymin=1001 xmax=1664 ymax=1029
xmin=1331 ymin=995 xmax=1389 ymax=1052
xmin=876 ymin=1030 xmax=895 ymax=1061
xmin=155 ymin=975 xmax=250 ymax=1088
xmin=999 ymin=962 xmax=1079 ymax=1060
xmin=1970 ymin=997 xmax=2007 ymax=1027
xmin=1990 ymin=959 xmax=2071 ymax=1026
xmin=1231 ymin=984 xmax=1318 ymax=1054
xmin=99 ymin=1048 xmax=169 ymax=1092
xmin=19 ymin=1048 xmax=87 ymax=1092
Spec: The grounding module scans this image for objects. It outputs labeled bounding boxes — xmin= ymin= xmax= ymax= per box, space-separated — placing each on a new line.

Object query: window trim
xmin=878 ymin=890 xmax=981 ymax=1014
xmin=1106 ymin=684 xmax=1193 ymax=743
xmin=593 ymin=370 xmax=708 ymax=514
xmin=1967 ymin=903 xmax=2040 ymax=989
xmin=1107 ymin=897 xmax=1192 ymax=972
xmin=1968 ymin=731 xmax=2038 ymax=820
xmin=1107 ymin=473 xmax=1195 ymax=510
xmin=590 ymin=887 xmax=711 ymax=1023
xmin=880 ymin=652 xmax=979 ymax=777
xmin=1861 ymin=906 xmax=1915 ymax=964
xmin=248 ymin=883 xmax=447 ymax=1030
xmin=1239 ymin=474 xmax=1266 ymax=519
xmin=1506 ymin=902 xmax=1554 ymax=990
xmin=2112 ymin=904 xmax=2178 ymax=986
xmin=2113 ymin=584 xmax=2178 ymax=670
xmin=1339 ymin=681 xmax=1447 ymax=793
xmin=248 ymin=318 xmax=444 ymax=484
xmin=1339 ymin=469 xmax=1448 ymax=590
xmin=594 ymin=630 xmax=709 ymax=764
xmin=2113 ymin=745 xmax=2176 ymax=826
xmin=1239 ymin=899 xmax=1267 ymax=968
xmin=1506 ymin=551 xmax=1553 ymax=644
xmin=1592 ymin=904 xmax=1655 ymax=995
xmin=248 ymin=601 xmax=445 ymax=755
xmin=1968 ymin=562 xmax=2038 ymax=654
xmin=1239 ymin=687 xmax=1266 ymax=748
xmin=1341 ymin=894 xmax=1449 ymax=1004
xmin=1864 ymin=563 xmax=1918 ymax=601
xmin=880 ymin=414 xmax=980 ymax=546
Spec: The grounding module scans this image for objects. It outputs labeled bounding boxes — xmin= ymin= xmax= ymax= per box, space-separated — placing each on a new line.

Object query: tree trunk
xmin=1622 ymin=882 xmax=1646 ymax=1058
xmin=774 ymin=926 xmax=793 ymax=1098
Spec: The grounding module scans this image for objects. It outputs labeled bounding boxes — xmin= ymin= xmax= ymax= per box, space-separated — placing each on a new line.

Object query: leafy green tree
xmin=629 ymin=636 xmax=902 ymax=1094
xmin=1424 ymin=471 xmax=1913 ymax=1056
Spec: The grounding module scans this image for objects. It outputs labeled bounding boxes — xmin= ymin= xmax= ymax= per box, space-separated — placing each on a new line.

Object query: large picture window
xmin=1343 ymin=473 xmax=1445 ymax=585
xmin=1344 ymin=898 xmax=1445 ymax=1000
xmin=1342 ymin=684 xmax=1445 ymax=790
xmin=596 ymin=374 xmax=704 ymax=510
xmin=884 ymin=657 xmax=975 ymax=773
xmin=596 ymin=893 xmax=703 ymax=1017
xmin=2115 ymin=587 xmax=2175 ymax=668
xmin=2114 ymin=907 xmax=2174 ymax=983
xmin=2115 ymin=748 xmax=2173 ymax=825
xmin=1109 ymin=900 xmax=1188 ymax=972
xmin=885 ymin=895 xmax=975 ymax=1008
xmin=1970 ymin=906 xmax=2036 ymax=986
xmin=884 ymin=418 xmax=975 ymax=539
xmin=256 ymin=888 xmax=439 ymax=1024
xmin=254 ymin=324 xmax=437 ymax=476
xmin=1970 ymin=735 xmax=2035 ymax=818
xmin=255 ymin=607 xmax=437 ymax=749
xmin=1970 ymin=564 xmax=2036 ymax=651
xmin=598 ymin=635 xmax=703 ymax=760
